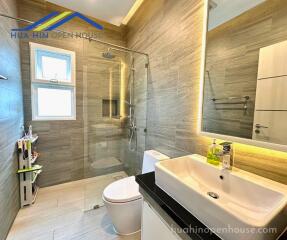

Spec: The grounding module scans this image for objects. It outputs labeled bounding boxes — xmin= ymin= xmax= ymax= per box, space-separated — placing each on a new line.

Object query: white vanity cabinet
xmin=142 ymin=201 xmax=181 ymax=240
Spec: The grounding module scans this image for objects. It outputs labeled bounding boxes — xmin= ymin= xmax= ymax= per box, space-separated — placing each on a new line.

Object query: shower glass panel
xmin=82 ymin=40 xmax=148 ymax=210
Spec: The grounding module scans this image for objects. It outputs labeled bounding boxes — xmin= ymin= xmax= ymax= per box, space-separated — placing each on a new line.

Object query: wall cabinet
xmin=258 ymin=40 xmax=287 ymax=79
xmin=253 ymin=40 xmax=287 ymax=144
xmin=252 ymin=111 xmax=287 ymax=144
xmin=255 ymin=76 xmax=287 ymax=110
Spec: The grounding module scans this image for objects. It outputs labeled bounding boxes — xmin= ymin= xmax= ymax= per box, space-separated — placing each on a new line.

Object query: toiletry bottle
xmin=17 ymin=140 xmax=23 ymax=154
xmin=207 ymin=139 xmax=221 ymax=166
xmin=28 ymin=125 xmax=33 ymax=138
xmin=27 ymin=140 xmax=32 ymax=168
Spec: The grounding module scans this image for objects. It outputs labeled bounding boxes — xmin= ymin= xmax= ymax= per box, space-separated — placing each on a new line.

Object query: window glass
xmin=36 ymin=50 xmax=72 ymax=82
xmin=30 ymin=43 xmax=76 ymax=120
xmin=37 ymin=87 xmax=73 ymax=117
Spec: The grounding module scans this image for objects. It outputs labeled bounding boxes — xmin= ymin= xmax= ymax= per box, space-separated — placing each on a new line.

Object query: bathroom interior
xmin=0 ymin=0 xmax=287 ymax=240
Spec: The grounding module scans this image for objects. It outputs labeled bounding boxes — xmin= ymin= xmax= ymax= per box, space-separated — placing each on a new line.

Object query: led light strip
xmin=122 ymin=0 xmax=145 ymax=25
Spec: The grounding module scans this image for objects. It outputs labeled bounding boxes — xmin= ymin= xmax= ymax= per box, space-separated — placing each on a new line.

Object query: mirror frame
xmin=198 ymin=0 xmax=287 ymax=153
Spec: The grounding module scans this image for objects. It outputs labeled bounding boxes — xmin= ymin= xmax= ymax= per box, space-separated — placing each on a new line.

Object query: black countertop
xmin=136 ymin=172 xmax=287 ymax=240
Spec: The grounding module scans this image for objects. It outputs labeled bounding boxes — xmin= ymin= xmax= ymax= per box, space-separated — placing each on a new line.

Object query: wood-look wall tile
xmin=0 ymin=0 xmax=23 ymax=239
xmin=18 ymin=0 xmax=128 ymax=187
xmin=127 ymin=0 xmax=287 ymax=184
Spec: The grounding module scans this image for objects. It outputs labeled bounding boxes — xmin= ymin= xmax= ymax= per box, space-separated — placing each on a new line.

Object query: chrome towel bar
xmin=211 ymin=96 xmax=250 ymax=102
xmin=0 ymin=75 xmax=8 ymax=80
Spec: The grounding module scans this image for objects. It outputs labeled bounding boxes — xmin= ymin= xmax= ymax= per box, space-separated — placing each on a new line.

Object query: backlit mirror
xmin=201 ymin=0 xmax=287 ymax=151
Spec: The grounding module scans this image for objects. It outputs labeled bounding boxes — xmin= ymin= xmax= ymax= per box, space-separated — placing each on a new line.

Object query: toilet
xmin=103 ymin=150 xmax=170 ymax=235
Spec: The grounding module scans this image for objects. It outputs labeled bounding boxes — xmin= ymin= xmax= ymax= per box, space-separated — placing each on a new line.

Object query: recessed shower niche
xmin=102 ymin=99 xmax=119 ymax=118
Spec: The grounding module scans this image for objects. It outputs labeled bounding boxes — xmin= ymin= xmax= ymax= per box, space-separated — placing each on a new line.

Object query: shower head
xmin=102 ymin=51 xmax=115 ymax=59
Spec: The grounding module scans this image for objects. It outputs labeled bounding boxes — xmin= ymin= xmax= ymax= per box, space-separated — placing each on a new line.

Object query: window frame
xmin=36 ymin=50 xmax=72 ymax=83
xmin=30 ymin=42 xmax=76 ymax=121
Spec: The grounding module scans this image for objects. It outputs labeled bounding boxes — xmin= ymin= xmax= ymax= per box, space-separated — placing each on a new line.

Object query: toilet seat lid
xmin=103 ymin=176 xmax=142 ymax=203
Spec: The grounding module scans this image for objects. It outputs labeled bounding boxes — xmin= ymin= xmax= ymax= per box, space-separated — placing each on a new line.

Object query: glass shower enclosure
xmin=82 ymin=41 xmax=148 ymax=210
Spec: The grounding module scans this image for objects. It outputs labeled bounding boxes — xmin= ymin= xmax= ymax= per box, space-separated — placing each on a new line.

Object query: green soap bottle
xmin=207 ymin=139 xmax=221 ymax=166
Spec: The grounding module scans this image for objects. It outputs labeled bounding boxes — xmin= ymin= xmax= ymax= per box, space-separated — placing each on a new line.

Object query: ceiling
xmin=47 ymin=0 xmax=138 ymax=26
xmin=209 ymin=0 xmax=266 ymax=30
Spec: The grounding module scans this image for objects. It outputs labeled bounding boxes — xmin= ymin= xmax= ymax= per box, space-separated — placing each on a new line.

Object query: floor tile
xmin=7 ymin=172 xmax=139 ymax=240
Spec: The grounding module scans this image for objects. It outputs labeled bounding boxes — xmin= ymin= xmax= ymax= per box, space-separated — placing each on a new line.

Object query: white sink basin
xmin=155 ymin=154 xmax=287 ymax=240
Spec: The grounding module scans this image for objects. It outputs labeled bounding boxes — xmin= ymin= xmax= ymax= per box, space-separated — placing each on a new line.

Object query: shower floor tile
xmin=7 ymin=172 xmax=140 ymax=240
xmin=90 ymin=157 xmax=123 ymax=170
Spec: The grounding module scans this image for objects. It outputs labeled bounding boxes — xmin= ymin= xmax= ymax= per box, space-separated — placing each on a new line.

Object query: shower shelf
xmin=17 ymin=165 xmax=42 ymax=174
xmin=17 ymin=134 xmax=42 ymax=207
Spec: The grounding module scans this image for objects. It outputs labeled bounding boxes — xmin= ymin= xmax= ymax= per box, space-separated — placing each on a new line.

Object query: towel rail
xmin=211 ymin=96 xmax=250 ymax=111
xmin=0 ymin=75 xmax=8 ymax=80
xmin=211 ymin=96 xmax=250 ymax=102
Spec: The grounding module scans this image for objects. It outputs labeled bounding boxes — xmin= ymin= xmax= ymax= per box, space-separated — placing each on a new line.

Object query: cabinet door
xmin=258 ymin=40 xmax=287 ymax=79
xmin=142 ymin=201 xmax=180 ymax=240
xmin=252 ymin=111 xmax=287 ymax=145
xmin=255 ymin=76 xmax=287 ymax=110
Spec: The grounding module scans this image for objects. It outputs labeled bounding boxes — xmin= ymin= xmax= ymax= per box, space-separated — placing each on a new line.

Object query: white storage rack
xmin=17 ymin=135 xmax=42 ymax=207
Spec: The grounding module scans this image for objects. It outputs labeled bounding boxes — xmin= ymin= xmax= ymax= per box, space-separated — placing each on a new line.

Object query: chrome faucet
xmin=216 ymin=142 xmax=234 ymax=170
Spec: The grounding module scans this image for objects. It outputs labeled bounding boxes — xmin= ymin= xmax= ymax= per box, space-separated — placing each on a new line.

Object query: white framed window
xmin=30 ymin=42 xmax=76 ymax=120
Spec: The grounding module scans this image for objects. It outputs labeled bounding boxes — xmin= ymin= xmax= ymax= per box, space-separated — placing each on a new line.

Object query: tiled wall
xmin=0 ymin=0 xmax=24 ymax=238
xmin=19 ymin=0 xmax=127 ymax=187
xmin=127 ymin=0 xmax=287 ymax=184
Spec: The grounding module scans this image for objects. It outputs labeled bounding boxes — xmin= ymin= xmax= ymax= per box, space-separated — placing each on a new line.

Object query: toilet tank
xmin=142 ymin=150 xmax=170 ymax=174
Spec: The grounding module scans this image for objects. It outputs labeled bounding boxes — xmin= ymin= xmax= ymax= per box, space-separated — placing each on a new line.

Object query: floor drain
xmin=207 ymin=192 xmax=219 ymax=199
xmin=84 ymin=204 xmax=104 ymax=213
xmin=93 ymin=204 xmax=101 ymax=210
xmin=113 ymin=175 xmax=125 ymax=180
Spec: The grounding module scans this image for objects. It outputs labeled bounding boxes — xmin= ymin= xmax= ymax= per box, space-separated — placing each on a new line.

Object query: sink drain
xmin=207 ymin=192 xmax=219 ymax=199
